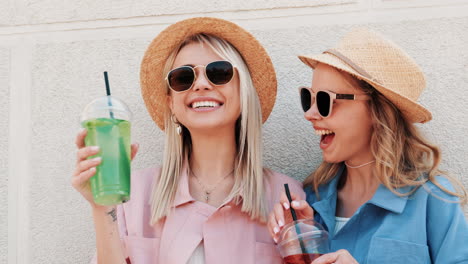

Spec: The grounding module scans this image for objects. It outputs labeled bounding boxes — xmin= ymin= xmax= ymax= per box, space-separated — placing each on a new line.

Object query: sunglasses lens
xmin=206 ymin=61 xmax=234 ymax=85
xmin=317 ymin=91 xmax=331 ymax=117
xmin=168 ymin=67 xmax=195 ymax=92
xmin=300 ymin=88 xmax=311 ymax=112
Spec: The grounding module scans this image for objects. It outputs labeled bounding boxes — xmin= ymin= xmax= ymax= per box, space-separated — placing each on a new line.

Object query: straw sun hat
xmin=299 ymin=28 xmax=432 ymax=123
xmin=140 ymin=17 xmax=277 ymax=130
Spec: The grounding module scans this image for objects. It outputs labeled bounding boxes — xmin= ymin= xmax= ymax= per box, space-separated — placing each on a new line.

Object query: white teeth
xmin=315 ymin=129 xmax=334 ymax=136
xmin=192 ymin=101 xmax=220 ymax=108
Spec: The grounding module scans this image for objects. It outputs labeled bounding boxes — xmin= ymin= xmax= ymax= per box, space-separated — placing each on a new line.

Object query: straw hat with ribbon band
xmin=298 ymin=28 xmax=432 ymax=123
xmin=140 ymin=17 xmax=277 ymax=130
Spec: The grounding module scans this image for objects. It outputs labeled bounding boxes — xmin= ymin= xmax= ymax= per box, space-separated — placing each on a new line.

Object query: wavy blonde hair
xmin=149 ymin=34 xmax=269 ymax=224
xmin=304 ymin=70 xmax=467 ymax=204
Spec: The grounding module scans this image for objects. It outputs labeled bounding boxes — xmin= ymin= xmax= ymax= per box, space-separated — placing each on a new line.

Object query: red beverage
xmin=283 ymin=253 xmax=322 ymax=264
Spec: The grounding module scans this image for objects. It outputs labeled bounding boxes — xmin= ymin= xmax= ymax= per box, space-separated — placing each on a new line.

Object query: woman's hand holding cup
xmin=311 ymin=249 xmax=358 ymax=264
xmin=71 ymin=129 xmax=139 ymax=208
xmin=268 ymin=191 xmax=315 ymax=243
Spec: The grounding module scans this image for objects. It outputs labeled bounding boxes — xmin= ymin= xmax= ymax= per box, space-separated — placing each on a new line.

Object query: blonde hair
xmin=150 ymin=34 xmax=269 ymax=224
xmin=304 ymin=70 xmax=467 ymax=204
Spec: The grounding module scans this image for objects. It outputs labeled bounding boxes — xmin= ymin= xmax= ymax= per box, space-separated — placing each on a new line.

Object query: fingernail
xmin=291 ymin=201 xmax=300 ymax=207
xmin=89 ymin=167 xmax=95 ymax=172
xmin=92 ymin=157 xmax=101 ymax=162
xmin=90 ymin=146 xmax=100 ymax=152
xmin=273 ymin=227 xmax=279 ymax=234
xmin=273 ymin=237 xmax=278 ymax=243
xmin=278 ymin=220 xmax=284 ymax=227
xmin=283 ymin=202 xmax=290 ymax=210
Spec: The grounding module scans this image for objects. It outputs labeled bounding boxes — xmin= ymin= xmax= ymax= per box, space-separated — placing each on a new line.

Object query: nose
xmin=304 ymin=100 xmax=322 ymax=122
xmin=192 ymin=66 xmax=213 ymax=92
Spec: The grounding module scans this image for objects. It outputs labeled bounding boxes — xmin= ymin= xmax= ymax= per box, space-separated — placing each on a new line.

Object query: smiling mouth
xmin=315 ymin=129 xmax=334 ymax=136
xmin=190 ymin=101 xmax=222 ymax=109
xmin=315 ymin=129 xmax=335 ymax=147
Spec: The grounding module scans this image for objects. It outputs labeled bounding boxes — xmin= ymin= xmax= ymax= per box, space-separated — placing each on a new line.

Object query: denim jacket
xmin=305 ymin=165 xmax=468 ymax=264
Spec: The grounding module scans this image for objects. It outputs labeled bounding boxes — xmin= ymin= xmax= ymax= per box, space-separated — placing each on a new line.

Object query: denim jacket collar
xmin=311 ymin=164 xmax=410 ymax=230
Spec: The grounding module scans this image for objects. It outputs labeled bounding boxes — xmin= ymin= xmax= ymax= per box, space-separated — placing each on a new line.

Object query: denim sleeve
xmin=304 ymin=185 xmax=317 ymax=205
xmin=304 ymin=185 xmax=327 ymax=228
xmin=426 ymin=178 xmax=468 ymax=263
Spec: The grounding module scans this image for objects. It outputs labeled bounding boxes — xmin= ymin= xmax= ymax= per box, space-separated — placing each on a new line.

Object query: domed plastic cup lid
xmin=81 ymin=96 xmax=132 ymax=122
xmin=278 ymin=219 xmax=329 ymax=247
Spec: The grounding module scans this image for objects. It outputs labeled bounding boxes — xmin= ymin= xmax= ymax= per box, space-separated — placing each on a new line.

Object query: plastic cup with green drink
xmin=80 ymin=72 xmax=132 ymax=206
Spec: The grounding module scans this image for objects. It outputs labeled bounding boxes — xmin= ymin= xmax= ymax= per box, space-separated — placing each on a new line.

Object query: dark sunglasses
xmin=299 ymin=87 xmax=370 ymax=118
xmin=166 ymin=60 xmax=235 ymax=92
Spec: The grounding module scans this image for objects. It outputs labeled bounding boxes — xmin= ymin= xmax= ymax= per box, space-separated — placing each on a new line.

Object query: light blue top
xmin=304 ymin=165 xmax=468 ymax=264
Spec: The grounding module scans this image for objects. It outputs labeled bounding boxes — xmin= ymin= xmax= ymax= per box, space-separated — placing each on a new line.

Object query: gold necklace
xmin=344 ymin=160 xmax=375 ymax=169
xmin=190 ymin=168 xmax=234 ymax=202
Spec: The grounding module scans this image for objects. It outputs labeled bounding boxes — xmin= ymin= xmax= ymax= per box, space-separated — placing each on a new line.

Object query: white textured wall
xmin=1 ymin=0 xmax=468 ymax=263
xmin=0 ymin=47 xmax=9 ymax=264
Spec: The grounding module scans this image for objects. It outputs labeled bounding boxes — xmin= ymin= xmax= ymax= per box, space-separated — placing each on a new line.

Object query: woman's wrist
xmin=92 ymin=205 xmax=118 ymax=222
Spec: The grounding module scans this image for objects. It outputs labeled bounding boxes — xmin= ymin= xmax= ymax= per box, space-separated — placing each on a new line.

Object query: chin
xmin=189 ymin=123 xmax=221 ymax=131
xmin=322 ymin=153 xmax=343 ymax=164
xmin=190 ymin=120 xmax=233 ymax=132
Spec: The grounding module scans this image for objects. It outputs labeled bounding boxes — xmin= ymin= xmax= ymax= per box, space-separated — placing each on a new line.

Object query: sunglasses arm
xmin=336 ymin=93 xmax=371 ymax=101
xmin=354 ymin=94 xmax=371 ymax=100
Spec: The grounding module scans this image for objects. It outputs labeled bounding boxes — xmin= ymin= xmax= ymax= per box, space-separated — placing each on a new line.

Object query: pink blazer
xmin=91 ymin=165 xmax=305 ymax=264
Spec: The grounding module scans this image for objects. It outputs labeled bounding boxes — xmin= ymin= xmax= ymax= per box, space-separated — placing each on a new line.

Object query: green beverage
xmin=82 ymin=117 xmax=131 ymax=205
xmin=81 ymin=79 xmax=133 ymax=205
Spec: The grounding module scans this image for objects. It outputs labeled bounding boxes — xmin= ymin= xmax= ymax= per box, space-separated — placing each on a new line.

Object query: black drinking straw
xmin=284 ymin=184 xmax=309 ymax=262
xmin=104 ymin=72 xmax=115 ymax=119
xmin=285 ymin=184 xmax=298 ymax=221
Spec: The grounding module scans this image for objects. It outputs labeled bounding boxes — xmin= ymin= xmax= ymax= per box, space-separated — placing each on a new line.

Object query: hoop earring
xmin=171 ymin=114 xmax=182 ymax=135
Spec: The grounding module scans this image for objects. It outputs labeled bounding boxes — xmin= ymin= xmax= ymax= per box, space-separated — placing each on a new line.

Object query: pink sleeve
xmin=267 ymin=170 xmax=306 ymax=205
xmin=288 ymin=177 xmax=306 ymax=200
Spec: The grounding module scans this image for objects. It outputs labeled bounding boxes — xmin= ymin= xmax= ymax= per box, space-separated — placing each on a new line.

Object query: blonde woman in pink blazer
xmin=72 ymin=17 xmax=304 ymax=264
